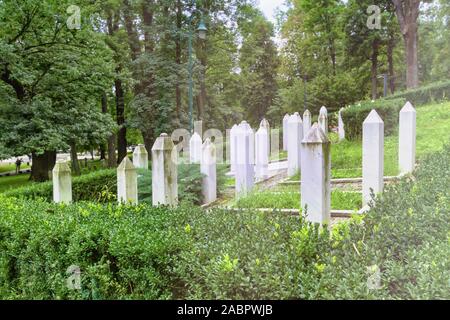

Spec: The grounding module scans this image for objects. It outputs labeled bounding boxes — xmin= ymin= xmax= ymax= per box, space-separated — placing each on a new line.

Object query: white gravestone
xmin=260 ymin=118 xmax=271 ymax=156
xmin=303 ymin=110 xmax=312 ymax=137
xmin=255 ymin=126 xmax=269 ymax=180
xmin=53 ymin=161 xmax=72 ymax=204
xmin=287 ymin=113 xmax=303 ymax=177
xmin=301 ymin=123 xmax=331 ymax=225
xmin=201 ymin=138 xmax=217 ymax=204
xmin=239 ymin=121 xmax=255 ymax=165
xmin=189 ymin=132 xmax=202 ymax=164
xmin=152 ymin=133 xmax=178 ymax=206
xmin=229 ymin=124 xmax=238 ymax=173
xmin=362 ymin=110 xmax=384 ymax=206
xmin=117 ymin=157 xmax=138 ymax=205
xmin=235 ymin=126 xmax=255 ymax=197
xmin=399 ymin=102 xmax=416 ymax=175
xmin=283 ymin=114 xmax=290 ymax=151
xmin=338 ymin=108 xmax=346 ymax=141
xmin=133 ymin=144 xmax=149 ymax=169
xmin=318 ymin=106 xmax=328 ymax=135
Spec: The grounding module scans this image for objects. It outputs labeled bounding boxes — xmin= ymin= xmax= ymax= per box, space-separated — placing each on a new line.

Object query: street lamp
xmin=188 ymin=16 xmax=207 ymax=133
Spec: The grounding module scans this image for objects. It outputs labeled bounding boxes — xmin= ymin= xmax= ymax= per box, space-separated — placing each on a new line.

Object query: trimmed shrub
xmin=341 ymin=98 xmax=406 ymax=140
xmin=3 ymin=170 xmax=116 ymax=203
xmin=385 ymin=80 xmax=450 ymax=106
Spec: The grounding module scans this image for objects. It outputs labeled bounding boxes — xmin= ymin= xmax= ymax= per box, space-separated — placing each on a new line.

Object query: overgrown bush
xmin=318 ymin=144 xmax=450 ymax=299
xmin=341 ymin=98 xmax=406 ymax=140
xmin=5 ymin=164 xmax=228 ymax=205
xmin=385 ymin=80 xmax=450 ymax=106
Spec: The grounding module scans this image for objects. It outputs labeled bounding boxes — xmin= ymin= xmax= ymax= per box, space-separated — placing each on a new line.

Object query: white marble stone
xmin=283 ymin=114 xmax=290 ymax=151
xmin=52 ymin=161 xmax=72 ymax=204
xmin=201 ymin=138 xmax=217 ymax=204
xmin=133 ymin=144 xmax=149 ymax=169
xmin=152 ymin=133 xmax=178 ymax=206
xmin=260 ymin=118 xmax=271 ymax=156
xmin=338 ymin=108 xmax=346 ymax=141
xmin=362 ymin=110 xmax=384 ymax=206
xmin=117 ymin=157 xmax=138 ymax=205
xmin=301 ymin=124 xmax=331 ymax=225
xmin=189 ymin=132 xmax=203 ymax=164
xmin=318 ymin=108 xmax=328 ymax=135
xmin=287 ymin=113 xmax=303 ymax=177
xmin=229 ymin=124 xmax=238 ymax=173
xmin=235 ymin=126 xmax=255 ymax=197
xmin=303 ymin=110 xmax=312 ymax=137
xmin=239 ymin=121 xmax=255 ymax=164
xmin=255 ymin=126 xmax=269 ymax=180
xmin=399 ymin=102 xmax=416 ymax=175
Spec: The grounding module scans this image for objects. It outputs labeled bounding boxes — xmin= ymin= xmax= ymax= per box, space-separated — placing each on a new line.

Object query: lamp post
xmin=188 ymin=17 xmax=207 ymax=133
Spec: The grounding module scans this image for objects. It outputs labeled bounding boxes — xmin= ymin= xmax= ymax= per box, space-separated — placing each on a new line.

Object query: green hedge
xmin=4 ymin=164 xmax=228 ymax=205
xmin=0 ymin=145 xmax=448 ymax=299
xmin=385 ymin=80 xmax=450 ymax=106
xmin=341 ymin=98 xmax=406 ymax=140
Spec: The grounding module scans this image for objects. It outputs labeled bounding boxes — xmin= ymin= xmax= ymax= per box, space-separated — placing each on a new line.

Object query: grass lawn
xmin=290 ymin=101 xmax=450 ymax=180
xmin=233 ymin=189 xmax=362 ymax=211
xmin=0 ymin=174 xmax=32 ymax=193
xmin=0 ymin=163 xmax=31 ymax=174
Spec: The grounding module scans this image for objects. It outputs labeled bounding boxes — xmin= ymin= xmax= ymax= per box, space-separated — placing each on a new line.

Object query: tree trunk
xmin=175 ymin=0 xmax=182 ymax=121
xmin=387 ymin=39 xmax=396 ymax=94
xmin=392 ymin=0 xmax=420 ymax=89
xmin=115 ymin=79 xmax=127 ymax=164
xmin=70 ymin=142 xmax=81 ymax=176
xmin=404 ymin=28 xmax=419 ymax=89
xmin=30 ymin=151 xmax=56 ymax=182
xmin=143 ymin=132 xmax=154 ymax=162
xmin=100 ymin=93 xmax=108 ymax=160
xmin=371 ymin=39 xmax=380 ymax=100
xmin=102 ymin=92 xmax=117 ymax=168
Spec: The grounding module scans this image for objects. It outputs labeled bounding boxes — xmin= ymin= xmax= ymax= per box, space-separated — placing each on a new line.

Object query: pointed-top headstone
xmin=189 ymin=132 xmax=203 ymax=164
xmin=133 ymin=144 xmax=149 ymax=169
xmin=152 ymin=133 xmax=175 ymax=151
xmin=283 ymin=114 xmax=290 ymax=151
xmin=364 ymin=109 xmax=384 ymax=124
xmin=303 ymin=109 xmax=312 ymax=137
xmin=53 ymin=161 xmax=72 ymax=204
xmin=117 ymin=157 xmax=138 ymax=205
xmin=303 ymin=123 xmax=329 ymax=144
xmin=401 ymin=101 xmax=416 ymax=113
xmin=201 ymin=138 xmax=217 ymax=204
xmin=320 ymin=106 xmax=328 ymax=117
xmin=287 ymin=113 xmax=304 ymax=176
xmin=338 ymin=108 xmax=346 ymax=141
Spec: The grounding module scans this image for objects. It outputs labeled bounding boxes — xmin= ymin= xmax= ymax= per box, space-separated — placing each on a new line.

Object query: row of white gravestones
xmin=282 ymin=109 xmax=314 ymax=153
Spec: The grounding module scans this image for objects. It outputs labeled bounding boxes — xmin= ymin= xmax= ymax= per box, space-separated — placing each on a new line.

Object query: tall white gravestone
xmin=189 ymin=132 xmax=202 ymax=164
xmin=235 ymin=126 xmax=254 ymax=197
xmin=338 ymin=108 xmax=346 ymax=141
xmin=283 ymin=114 xmax=290 ymax=151
xmin=152 ymin=133 xmax=178 ymax=206
xmin=239 ymin=121 xmax=255 ymax=165
xmin=53 ymin=161 xmax=72 ymax=204
xmin=303 ymin=110 xmax=312 ymax=137
xmin=229 ymin=124 xmax=238 ymax=173
xmin=318 ymin=107 xmax=328 ymax=135
xmin=260 ymin=118 xmax=271 ymax=156
xmin=399 ymin=102 xmax=416 ymax=175
xmin=301 ymin=124 xmax=331 ymax=225
xmin=133 ymin=144 xmax=149 ymax=169
xmin=287 ymin=113 xmax=303 ymax=177
xmin=201 ymin=138 xmax=217 ymax=204
xmin=117 ymin=157 xmax=138 ymax=205
xmin=255 ymin=126 xmax=269 ymax=180
xmin=362 ymin=110 xmax=384 ymax=206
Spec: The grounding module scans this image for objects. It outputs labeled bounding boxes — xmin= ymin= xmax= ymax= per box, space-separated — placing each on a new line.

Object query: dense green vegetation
xmin=0 ymin=144 xmax=448 ymax=299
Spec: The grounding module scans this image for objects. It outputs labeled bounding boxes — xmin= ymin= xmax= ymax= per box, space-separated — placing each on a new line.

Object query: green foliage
xmin=319 ymin=144 xmax=450 ymax=299
xmin=5 ymin=164 xmax=228 ymax=205
xmin=385 ymin=80 xmax=450 ymax=106
xmin=4 ymin=170 xmax=117 ymax=203
xmin=341 ymin=98 xmax=406 ymax=140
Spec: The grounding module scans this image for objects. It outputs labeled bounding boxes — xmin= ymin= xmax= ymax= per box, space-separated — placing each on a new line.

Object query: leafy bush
xmin=318 ymin=144 xmax=450 ymax=299
xmin=0 ymin=198 xmax=193 ymax=299
xmin=4 ymin=170 xmax=117 ymax=203
xmin=5 ymin=164 xmax=228 ymax=205
xmin=341 ymin=98 xmax=406 ymax=140
xmin=385 ymin=80 xmax=450 ymax=106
